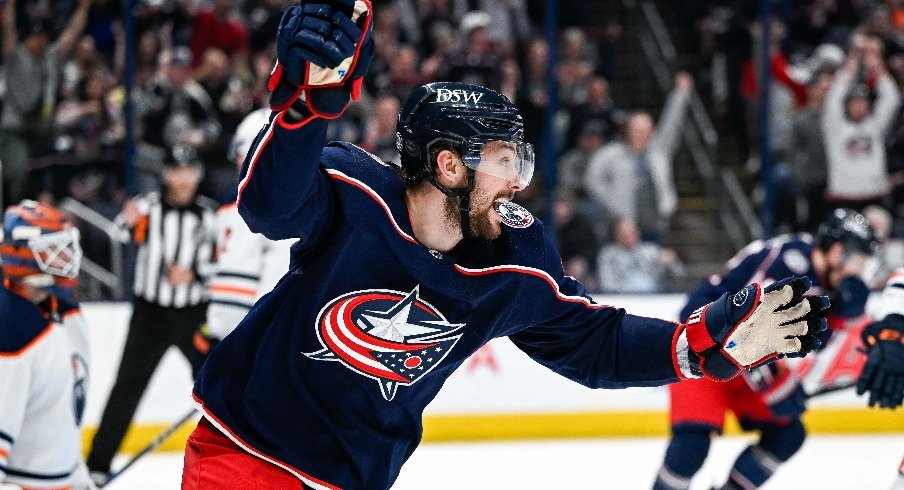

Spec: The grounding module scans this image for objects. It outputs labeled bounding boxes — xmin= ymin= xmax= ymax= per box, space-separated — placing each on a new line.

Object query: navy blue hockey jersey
xmin=680 ymin=234 xmax=823 ymax=322
xmin=193 ymin=112 xmax=689 ymax=490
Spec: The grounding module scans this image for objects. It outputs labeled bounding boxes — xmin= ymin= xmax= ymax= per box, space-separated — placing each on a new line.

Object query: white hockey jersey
xmin=0 ymin=286 xmax=92 ymax=489
xmin=207 ymin=202 xmax=293 ymax=339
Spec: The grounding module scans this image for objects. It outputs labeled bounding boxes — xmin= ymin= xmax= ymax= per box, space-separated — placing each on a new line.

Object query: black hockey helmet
xmin=395 ymin=82 xmax=534 ymax=239
xmin=396 ymin=82 xmax=533 ymax=185
xmin=816 ymin=208 xmax=879 ymax=255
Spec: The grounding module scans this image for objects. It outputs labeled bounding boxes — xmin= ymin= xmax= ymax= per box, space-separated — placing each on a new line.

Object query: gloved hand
xmin=191 ymin=323 xmax=220 ymax=374
xmin=743 ymin=363 xmax=808 ymax=418
xmin=269 ymin=0 xmax=374 ymax=118
xmin=857 ymin=314 xmax=904 ymax=408
xmin=681 ymin=276 xmax=829 ymax=381
xmin=832 ymin=276 xmax=870 ymax=319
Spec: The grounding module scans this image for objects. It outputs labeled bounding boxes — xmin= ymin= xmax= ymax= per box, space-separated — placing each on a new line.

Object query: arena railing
xmin=60 ymin=197 xmax=127 ymax=300
xmin=624 ymin=0 xmax=763 ymax=249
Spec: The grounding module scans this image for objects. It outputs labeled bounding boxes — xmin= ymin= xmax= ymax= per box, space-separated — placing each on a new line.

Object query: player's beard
xmin=443 ymin=188 xmax=510 ymax=240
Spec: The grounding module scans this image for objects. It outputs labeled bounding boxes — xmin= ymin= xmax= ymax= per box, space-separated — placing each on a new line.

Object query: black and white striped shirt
xmin=127 ymin=192 xmax=217 ymax=308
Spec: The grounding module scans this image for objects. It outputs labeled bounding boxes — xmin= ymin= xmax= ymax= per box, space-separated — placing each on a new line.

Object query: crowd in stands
xmin=13 ymin=0 xmax=904 ymax=299
xmin=682 ymin=0 xmax=904 ymax=288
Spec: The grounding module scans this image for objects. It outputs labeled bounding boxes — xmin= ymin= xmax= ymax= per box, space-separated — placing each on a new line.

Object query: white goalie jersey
xmin=207 ymin=202 xmax=294 ymax=339
xmin=0 ymin=288 xmax=92 ymax=489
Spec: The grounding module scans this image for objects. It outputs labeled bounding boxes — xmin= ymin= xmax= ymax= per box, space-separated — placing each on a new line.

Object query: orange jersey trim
xmin=210 ymin=285 xmax=257 ymax=297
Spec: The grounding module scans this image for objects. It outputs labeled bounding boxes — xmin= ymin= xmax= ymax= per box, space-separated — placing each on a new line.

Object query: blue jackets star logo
xmin=306 ymin=286 xmax=465 ymax=400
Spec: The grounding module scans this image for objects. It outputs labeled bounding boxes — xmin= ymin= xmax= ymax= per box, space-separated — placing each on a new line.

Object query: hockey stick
xmin=100 ymin=408 xmax=199 ymax=488
xmin=806 ymin=381 xmax=856 ymax=399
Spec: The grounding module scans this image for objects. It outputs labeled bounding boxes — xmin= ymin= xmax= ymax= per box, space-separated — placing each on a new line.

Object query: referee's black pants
xmin=87 ymin=298 xmax=207 ymax=473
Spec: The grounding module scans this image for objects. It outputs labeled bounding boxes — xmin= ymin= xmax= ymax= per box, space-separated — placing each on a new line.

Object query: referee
xmin=87 ymin=146 xmax=216 ymax=482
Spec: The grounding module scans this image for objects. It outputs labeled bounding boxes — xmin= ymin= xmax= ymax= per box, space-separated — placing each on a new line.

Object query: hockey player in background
xmin=193 ymin=107 xmax=294 ymax=363
xmin=0 ymin=201 xmax=94 ymax=489
xmin=183 ymin=2 xmax=830 ymax=488
xmin=654 ymin=208 xmax=879 ymax=490
xmin=857 ymin=269 xmax=904 ymax=488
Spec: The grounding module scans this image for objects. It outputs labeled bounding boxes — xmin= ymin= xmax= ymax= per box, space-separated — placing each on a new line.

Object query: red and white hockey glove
xmin=679 ymin=276 xmax=829 ymax=381
xmin=269 ymin=0 xmax=374 ymax=117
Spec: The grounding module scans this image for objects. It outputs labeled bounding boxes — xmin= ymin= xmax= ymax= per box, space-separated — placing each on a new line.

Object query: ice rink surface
xmin=106 ymin=434 xmax=903 ymax=489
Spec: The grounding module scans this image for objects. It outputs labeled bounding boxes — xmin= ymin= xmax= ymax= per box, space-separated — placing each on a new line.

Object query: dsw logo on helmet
xmin=435 ymin=88 xmax=484 ymax=104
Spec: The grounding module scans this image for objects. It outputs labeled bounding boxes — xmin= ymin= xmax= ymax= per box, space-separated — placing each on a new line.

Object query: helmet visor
xmin=461 ymin=139 xmax=535 ymax=188
xmin=28 ymin=227 xmax=82 ymax=278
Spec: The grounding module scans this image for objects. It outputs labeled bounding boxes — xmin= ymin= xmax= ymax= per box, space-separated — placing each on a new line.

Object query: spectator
xmin=443 ymin=10 xmax=501 ymax=89
xmin=361 ymin=95 xmax=401 ymax=164
xmin=0 ymin=0 xmax=91 ymax=206
xmin=515 ymin=37 xmax=549 ymax=145
xmin=189 ymin=0 xmax=249 ymax=70
xmin=596 ymin=219 xmax=683 ymax=294
xmin=790 ymin=69 xmax=834 ymax=232
xmin=85 ymin=145 xmax=216 ymax=484
xmin=421 ymin=20 xmax=458 ymax=81
xmin=62 ymin=34 xmax=101 ymax=98
xmin=584 ymin=73 xmax=693 ymax=242
xmin=566 ymin=75 xmax=619 ymax=148
xmin=557 ymin=120 xmax=605 ymax=200
xmin=385 ymin=44 xmax=422 ymax=102
xmin=557 ymin=27 xmax=595 ymax=110
xmin=247 ymin=0 xmax=289 ymax=56
xmin=140 ymin=46 xmax=221 ymax=169
xmin=822 ymin=35 xmax=901 ymax=209
xmin=475 ymin=0 xmax=531 ymax=53
xmin=553 ymin=189 xmax=599 ymax=292
xmin=42 ymin=67 xmax=124 ymax=201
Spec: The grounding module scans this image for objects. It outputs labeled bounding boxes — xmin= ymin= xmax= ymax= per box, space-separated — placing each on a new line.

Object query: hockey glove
xmin=832 ymin=276 xmax=870 ymax=319
xmin=743 ymin=363 xmax=807 ymax=418
xmin=682 ymin=276 xmax=829 ymax=381
xmin=857 ymin=314 xmax=904 ymax=408
xmin=269 ymin=0 xmax=374 ymax=118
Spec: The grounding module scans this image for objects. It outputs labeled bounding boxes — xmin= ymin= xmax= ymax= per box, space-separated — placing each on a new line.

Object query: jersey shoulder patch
xmin=0 ymin=287 xmax=53 ymax=355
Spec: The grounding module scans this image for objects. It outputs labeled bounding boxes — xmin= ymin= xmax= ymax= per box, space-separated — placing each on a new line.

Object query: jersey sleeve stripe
xmin=218 ymin=202 xmax=238 ymax=213
xmin=192 ymin=393 xmax=343 ymax=490
xmin=0 ymin=463 xmax=73 ymax=480
xmin=237 ymin=120 xmax=278 ymax=206
xmin=210 ymin=285 xmax=258 ymax=297
xmin=216 ymin=271 xmax=261 ymax=281
xmin=453 ymin=264 xmax=610 ymax=310
xmin=324 ymin=169 xmax=418 ymax=244
xmin=0 ymin=322 xmax=53 ymax=358
xmin=0 ymin=430 xmax=13 ymax=444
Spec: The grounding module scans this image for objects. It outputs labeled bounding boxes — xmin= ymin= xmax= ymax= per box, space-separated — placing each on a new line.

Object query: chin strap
xmin=426 ymin=167 xmax=476 ymax=241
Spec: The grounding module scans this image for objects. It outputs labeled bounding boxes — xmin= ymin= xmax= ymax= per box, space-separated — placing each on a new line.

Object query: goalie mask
xmin=396 ymin=82 xmax=534 ymax=239
xmin=0 ymin=200 xmax=82 ymax=297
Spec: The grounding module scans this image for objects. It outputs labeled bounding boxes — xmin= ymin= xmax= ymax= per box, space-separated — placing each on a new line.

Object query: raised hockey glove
xmin=857 ymin=314 xmax=904 ymax=408
xmin=682 ymin=276 xmax=829 ymax=381
xmin=269 ymin=0 xmax=374 ymax=118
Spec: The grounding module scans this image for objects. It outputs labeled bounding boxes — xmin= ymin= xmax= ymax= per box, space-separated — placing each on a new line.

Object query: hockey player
xmin=194 ymin=107 xmax=294 ymax=361
xmin=654 ymin=208 xmax=879 ymax=490
xmin=183 ymin=2 xmax=829 ymax=488
xmin=0 ymin=201 xmax=94 ymax=489
xmin=858 ymin=268 xmax=904 ymax=408
xmin=857 ymin=269 xmax=904 ymax=489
